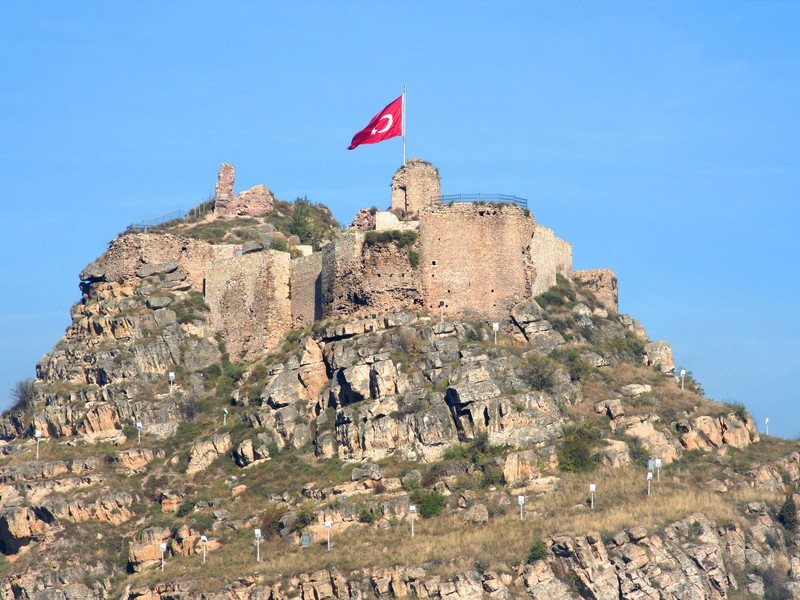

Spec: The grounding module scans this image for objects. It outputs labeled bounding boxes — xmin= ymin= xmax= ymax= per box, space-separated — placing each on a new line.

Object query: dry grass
xmin=119 ymin=464 xmax=783 ymax=595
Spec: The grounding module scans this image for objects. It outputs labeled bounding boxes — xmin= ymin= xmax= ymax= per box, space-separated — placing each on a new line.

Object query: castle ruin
xmin=88 ymin=160 xmax=615 ymax=360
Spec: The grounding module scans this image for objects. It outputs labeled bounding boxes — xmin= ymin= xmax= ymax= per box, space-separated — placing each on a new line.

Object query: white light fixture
xmin=409 ymin=504 xmax=417 ymax=537
xmin=160 ymin=542 xmax=167 ymax=571
xmin=135 ymin=422 xmax=143 ymax=445
xmin=517 ymin=495 xmax=525 ymax=520
xmin=200 ymin=535 xmax=208 ymax=563
xmin=492 ymin=322 xmax=500 ymax=344
xmin=325 ymin=519 xmax=332 ymax=550
xmin=680 ymin=368 xmax=686 ymax=392
xmin=254 ymin=528 xmax=262 ymax=563
xmin=34 ymin=429 xmax=42 ymax=460
xmin=654 ymin=458 xmax=662 ymax=481
xmin=589 ymin=483 xmax=596 ymax=510
xmin=223 ymin=407 xmax=228 ymax=426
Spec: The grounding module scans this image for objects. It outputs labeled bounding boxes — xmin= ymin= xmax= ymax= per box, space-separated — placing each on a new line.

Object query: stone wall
xmin=390 ymin=159 xmax=441 ymax=218
xmin=213 ymin=163 xmax=275 ymax=217
xmin=374 ymin=211 xmax=419 ymax=232
xmin=321 ymin=231 xmax=364 ymax=318
xmin=320 ymin=231 xmax=421 ymax=318
xmin=528 ymin=225 xmax=573 ymax=297
xmin=573 ymin=268 xmax=618 ymax=312
xmin=418 ymin=203 xmax=539 ymax=319
xmin=205 ymin=250 xmax=291 ymax=358
xmin=291 ymin=252 xmax=324 ymax=327
xmin=79 ymin=233 xmax=214 ymax=292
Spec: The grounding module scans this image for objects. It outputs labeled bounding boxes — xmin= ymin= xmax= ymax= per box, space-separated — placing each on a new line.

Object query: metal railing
xmin=434 ymin=193 xmax=528 ymax=209
xmin=126 ymin=198 xmax=215 ymax=232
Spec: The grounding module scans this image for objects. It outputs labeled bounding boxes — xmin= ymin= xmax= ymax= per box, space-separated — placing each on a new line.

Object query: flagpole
xmin=402 ymin=85 xmax=407 ymax=166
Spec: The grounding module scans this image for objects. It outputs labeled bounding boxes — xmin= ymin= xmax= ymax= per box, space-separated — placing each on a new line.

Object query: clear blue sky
xmin=1 ymin=2 xmax=798 ymax=436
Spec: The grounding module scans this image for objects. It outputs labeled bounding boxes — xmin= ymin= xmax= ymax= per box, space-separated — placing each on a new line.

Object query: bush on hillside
xmin=521 ymin=355 xmax=558 ymax=392
xmin=527 ymin=539 xmax=549 ymax=562
xmin=778 ymin=494 xmax=797 ymax=532
xmin=557 ymin=421 xmax=601 ymax=473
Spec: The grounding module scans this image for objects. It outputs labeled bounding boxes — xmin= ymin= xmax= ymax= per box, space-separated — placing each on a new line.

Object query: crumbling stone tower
xmin=390 ymin=159 xmax=441 ymax=218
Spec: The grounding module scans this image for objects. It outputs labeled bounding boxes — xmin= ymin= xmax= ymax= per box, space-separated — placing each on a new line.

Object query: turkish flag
xmin=347 ymin=95 xmax=403 ymax=150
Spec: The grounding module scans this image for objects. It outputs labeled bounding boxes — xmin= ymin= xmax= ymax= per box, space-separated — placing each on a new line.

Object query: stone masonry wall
xmin=291 ymin=252 xmax=324 ymax=327
xmin=79 ymin=233 xmax=214 ymax=292
xmin=205 ymin=250 xmax=291 ymax=358
xmin=418 ymin=203 xmax=538 ymax=319
xmin=390 ymin=159 xmax=441 ymax=218
xmin=573 ymin=268 xmax=618 ymax=312
xmin=528 ymin=225 xmax=573 ymax=297
xmin=321 ymin=231 xmax=365 ymax=318
xmin=213 ymin=163 xmax=275 ymax=217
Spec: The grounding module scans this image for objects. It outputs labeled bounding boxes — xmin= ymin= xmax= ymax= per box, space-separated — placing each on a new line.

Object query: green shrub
xmin=295 ymin=504 xmax=316 ymax=530
xmin=551 ymin=349 xmax=593 ymax=382
xmin=521 ymin=355 xmax=558 ymax=392
xmin=176 ymin=501 xmax=194 ymax=518
xmin=364 ymin=230 xmax=418 ymax=248
xmin=527 ymin=539 xmax=549 ymax=562
xmin=627 ymin=440 xmax=650 ymax=467
xmin=358 ymin=507 xmax=377 ymax=524
xmin=270 ymin=238 xmax=290 ymax=252
xmin=408 ymin=249 xmax=419 ymax=268
xmin=557 ymin=421 xmax=601 ymax=473
xmin=480 ymin=464 xmax=506 ymax=488
xmin=259 ymin=505 xmax=284 ymax=540
xmin=778 ymin=494 xmax=797 ymax=532
xmin=413 ymin=491 xmax=447 ymax=518
xmin=724 ymin=402 xmax=750 ymax=422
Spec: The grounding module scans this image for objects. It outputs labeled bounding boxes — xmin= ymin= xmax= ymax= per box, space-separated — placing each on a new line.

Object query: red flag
xmin=347 ymin=95 xmax=403 ymax=150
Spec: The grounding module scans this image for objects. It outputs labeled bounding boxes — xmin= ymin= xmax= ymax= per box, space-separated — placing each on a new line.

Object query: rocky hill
xmin=1 ymin=164 xmax=798 ymax=600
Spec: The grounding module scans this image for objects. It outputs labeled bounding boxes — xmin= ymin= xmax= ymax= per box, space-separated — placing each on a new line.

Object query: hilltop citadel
xmin=83 ymin=160 xmax=618 ymax=361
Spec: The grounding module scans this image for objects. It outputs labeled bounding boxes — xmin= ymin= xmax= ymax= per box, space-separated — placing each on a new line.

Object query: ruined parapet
xmin=80 ymin=232 xmax=214 ymax=292
xmin=573 ymin=268 xmax=618 ymax=312
xmin=418 ymin=202 xmax=538 ymax=319
xmin=291 ymin=252 xmax=324 ymax=327
xmin=205 ymin=250 xmax=291 ymax=358
xmin=351 ymin=208 xmax=376 ymax=231
xmin=391 ymin=159 xmax=441 ymax=218
xmin=213 ymin=163 xmax=275 ymax=217
xmin=321 ymin=230 xmax=421 ymax=318
xmin=528 ymin=225 xmax=573 ymax=297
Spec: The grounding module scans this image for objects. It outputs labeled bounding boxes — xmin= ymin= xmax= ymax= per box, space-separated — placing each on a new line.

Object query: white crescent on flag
xmin=371 ymin=114 xmax=393 ymax=135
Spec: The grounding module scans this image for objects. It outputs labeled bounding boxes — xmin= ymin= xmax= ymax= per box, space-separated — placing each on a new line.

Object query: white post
xmin=325 ymin=520 xmax=332 ymax=551
xmin=255 ymin=528 xmax=262 ymax=563
xmin=766 ymin=417 xmax=769 ymax=436
xmin=402 ymin=85 xmax=407 ymax=166
xmin=136 ymin=422 xmax=143 ymax=446
xmin=200 ymin=535 xmax=207 ymax=563
xmin=655 ymin=458 xmax=662 ymax=482
xmin=647 ymin=471 xmax=653 ymax=496
xmin=589 ymin=483 xmax=596 ymax=510
xmin=409 ymin=505 xmax=416 ymax=538
xmin=493 ymin=323 xmax=499 ymax=345
xmin=223 ymin=408 xmax=228 ymax=427
xmin=34 ymin=430 xmax=42 ymax=460
xmin=680 ymin=368 xmax=686 ymax=393
xmin=169 ymin=371 xmax=175 ymax=393
xmin=439 ymin=301 xmax=444 ymax=323
xmin=517 ymin=495 xmax=525 ymax=520
xmin=160 ymin=542 xmax=167 ymax=571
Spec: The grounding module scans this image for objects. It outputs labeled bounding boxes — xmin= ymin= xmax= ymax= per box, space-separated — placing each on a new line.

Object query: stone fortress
xmin=86 ymin=159 xmax=618 ymax=361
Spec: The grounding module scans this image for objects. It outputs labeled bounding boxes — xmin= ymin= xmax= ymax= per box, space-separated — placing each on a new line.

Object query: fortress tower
xmin=390 ymin=159 xmax=441 ymax=218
